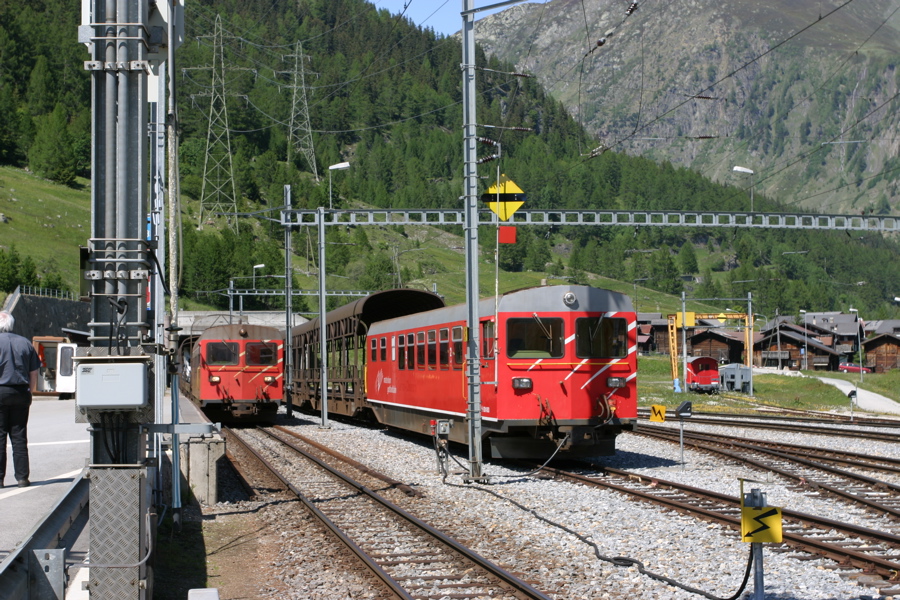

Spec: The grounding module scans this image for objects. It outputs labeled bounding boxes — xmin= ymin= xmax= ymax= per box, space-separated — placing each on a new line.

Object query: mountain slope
xmin=474 ymin=0 xmax=900 ymax=214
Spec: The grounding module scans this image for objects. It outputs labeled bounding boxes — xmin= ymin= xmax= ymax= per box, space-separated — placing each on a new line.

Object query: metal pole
xmin=775 ymin=307 xmax=781 ymax=370
xmin=747 ymin=488 xmax=765 ymax=600
xmin=681 ymin=292 xmax=688 ymax=389
xmin=858 ymin=315 xmax=864 ymax=384
xmin=748 ymin=292 xmax=753 ymax=395
xmin=462 ymin=0 xmax=484 ymax=481
xmin=679 ymin=418 xmax=685 ymax=471
xmin=284 ymin=185 xmax=293 ymax=418
xmin=318 ymin=207 xmax=329 ymax=428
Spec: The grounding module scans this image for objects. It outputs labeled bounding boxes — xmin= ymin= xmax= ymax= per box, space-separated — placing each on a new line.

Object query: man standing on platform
xmin=0 ymin=311 xmax=40 ymax=488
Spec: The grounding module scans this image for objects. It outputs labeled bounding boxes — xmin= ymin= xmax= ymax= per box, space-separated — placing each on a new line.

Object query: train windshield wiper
xmin=532 ymin=313 xmax=553 ymax=340
xmin=589 ymin=314 xmax=605 ymax=341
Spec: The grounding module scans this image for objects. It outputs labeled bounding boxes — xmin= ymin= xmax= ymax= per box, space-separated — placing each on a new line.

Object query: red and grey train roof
xmin=368 ymin=285 xmax=634 ymax=335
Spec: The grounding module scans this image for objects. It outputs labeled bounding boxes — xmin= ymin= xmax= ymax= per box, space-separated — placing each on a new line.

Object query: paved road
xmin=0 ymin=398 xmax=91 ymax=560
xmin=816 ymin=376 xmax=900 ymax=416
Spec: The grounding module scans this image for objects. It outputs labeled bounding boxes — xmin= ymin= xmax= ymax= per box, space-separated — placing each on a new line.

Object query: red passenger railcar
xmin=290 ymin=285 xmax=637 ymax=459
xmin=181 ymin=324 xmax=284 ymax=423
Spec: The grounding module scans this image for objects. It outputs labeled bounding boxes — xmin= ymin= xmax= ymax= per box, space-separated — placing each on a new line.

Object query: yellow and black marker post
xmin=740 ymin=479 xmax=783 ymax=600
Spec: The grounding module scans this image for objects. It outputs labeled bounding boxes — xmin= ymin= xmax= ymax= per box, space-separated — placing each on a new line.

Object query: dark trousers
xmin=0 ymin=386 xmax=31 ymax=482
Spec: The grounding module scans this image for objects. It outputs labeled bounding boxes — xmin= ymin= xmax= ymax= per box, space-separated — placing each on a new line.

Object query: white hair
xmin=0 ymin=311 xmax=14 ymax=333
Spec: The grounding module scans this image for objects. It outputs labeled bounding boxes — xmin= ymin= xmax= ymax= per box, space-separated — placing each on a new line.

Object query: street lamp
xmin=328 ymin=161 xmax=351 ymax=209
xmin=848 ymin=307 xmax=863 ymax=384
xmin=252 ymin=263 xmax=265 ymax=290
xmin=733 ymin=165 xmax=754 ymax=213
xmin=799 ymin=310 xmax=808 ymax=371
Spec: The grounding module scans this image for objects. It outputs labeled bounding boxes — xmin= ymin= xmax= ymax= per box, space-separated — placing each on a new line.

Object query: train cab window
xmin=439 ymin=329 xmax=450 ymax=367
xmin=398 ymin=336 xmax=406 ymax=370
xmin=575 ymin=316 xmax=627 ymax=358
xmin=506 ymin=317 xmax=564 ymax=359
xmin=370 ymin=339 xmax=378 ymax=362
xmin=206 ymin=342 xmax=239 ymax=365
xmin=482 ymin=321 xmax=495 ymax=359
xmin=427 ymin=330 xmax=437 ymax=368
xmin=246 ymin=342 xmax=278 ymax=365
xmin=452 ymin=326 xmax=463 ymax=368
xmin=380 ymin=337 xmax=387 ymax=362
xmin=416 ymin=332 xmax=426 ymax=369
xmin=407 ymin=333 xmax=415 ymax=369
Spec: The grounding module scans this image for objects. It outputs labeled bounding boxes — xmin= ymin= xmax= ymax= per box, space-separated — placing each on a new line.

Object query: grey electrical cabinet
xmin=75 ymin=360 xmax=148 ymax=409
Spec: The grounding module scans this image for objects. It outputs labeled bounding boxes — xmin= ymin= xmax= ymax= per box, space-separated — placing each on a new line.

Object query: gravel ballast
xmin=249 ymin=412 xmax=895 ymax=600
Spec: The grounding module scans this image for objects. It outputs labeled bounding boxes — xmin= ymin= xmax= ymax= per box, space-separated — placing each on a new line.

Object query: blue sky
xmin=371 ymin=1 xmax=548 ymax=38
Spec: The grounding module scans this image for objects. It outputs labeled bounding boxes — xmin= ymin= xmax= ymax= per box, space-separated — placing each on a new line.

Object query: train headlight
xmin=209 ymin=375 xmax=221 ymax=384
xmin=264 ymin=376 xmax=275 ymax=384
xmin=607 ymin=377 xmax=626 ymax=388
xmin=563 ymin=292 xmax=577 ymax=306
xmin=512 ymin=377 xmax=533 ymax=390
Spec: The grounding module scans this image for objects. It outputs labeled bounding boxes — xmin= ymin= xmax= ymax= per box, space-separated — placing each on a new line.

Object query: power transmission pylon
xmin=285 ymin=41 xmax=319 ymax=181
xmin=197 ymin=14 xmax=241 ymax=231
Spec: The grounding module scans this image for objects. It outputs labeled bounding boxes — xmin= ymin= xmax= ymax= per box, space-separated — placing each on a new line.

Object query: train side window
xmin=452 ymin=326 xmax=463 ymax=368
xmin=506 ymin=317 xmax=564 ymax=358
xmin=206 ymin=342 xmax=239 ymax=365
xmin=407 ymin=333 xmax=416 ymax=369
xmin=575 ymin=316 xmax=627 ymax=358
xmin=246 ymin=342 xmax=278 ymax=366
xmin=380 ymin=337 xmax=387 ymax=362
xmin=398 ymin=335 xmax=406 ymax=370
xmin=370 ymin=339 xmax=378 ymax=362
xmin=439 ymin=328 xmax=450 ymax=367
xmin=427 ymin=330 xmax=437 ymax=368
xmin=482 ymin=321 xmax=495 ymax=358
xmin=416 ymin=332 xmax=426 ymax=369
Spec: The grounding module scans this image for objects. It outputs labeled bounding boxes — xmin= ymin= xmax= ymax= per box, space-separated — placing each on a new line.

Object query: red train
xmin=179 ymin=324 xmax=284 ymax=423
xmin=685 ymin=356 xmax=720 ymax=394
xmin=289 ymin=285 xmax=638 ymax=458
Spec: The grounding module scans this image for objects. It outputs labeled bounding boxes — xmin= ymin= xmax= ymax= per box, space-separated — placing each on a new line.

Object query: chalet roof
xmin=863 ymin=333 xmax=900 ymax=349
xmin=868 ymin=319 xmax=900 ymax=335
xmin=689 ymin=329 xmax=759 ymax=344
xmin=756 ymin=329 xmax=839 ymax=355
xmin=637 ymin=312 xmax=669 ymax=326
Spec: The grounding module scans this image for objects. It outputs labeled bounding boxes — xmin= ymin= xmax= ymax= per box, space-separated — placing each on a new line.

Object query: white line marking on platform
xmin=0 ymin=469 xmax=84 ymax=500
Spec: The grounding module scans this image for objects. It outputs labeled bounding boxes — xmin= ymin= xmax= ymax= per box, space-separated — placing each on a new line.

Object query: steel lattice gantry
xmin=281 ymin=208 xmax=900 ymax=233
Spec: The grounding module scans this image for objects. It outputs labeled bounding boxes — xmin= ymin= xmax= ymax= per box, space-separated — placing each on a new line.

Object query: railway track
xmin=634 ymin=412 xmax=900 ymax=442
xmin=635 ymin=423 xmax=900 ymax=527
xmin=637 ymin=407 xmax=900 ymax=428
xmin=530 ymin=463 xmax=900 ymax=586
xmin=225 ymin=426 xmax=552 ymax=600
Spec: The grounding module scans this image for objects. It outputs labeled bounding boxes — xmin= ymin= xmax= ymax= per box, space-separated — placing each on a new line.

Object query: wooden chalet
xmin=753 ymin=324 xmax=839 ymax=371
xmin=863 ymin=333 xmax=900 ymax=373
xmin=636 ymin=313 xmax=669 ymax=354
xmin=687 ymin=329 xmax=750 ymax=365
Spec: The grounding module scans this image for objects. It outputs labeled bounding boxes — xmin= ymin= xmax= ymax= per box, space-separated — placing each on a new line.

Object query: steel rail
xmin=535 ymin=465 xmax=900 ymax=579
xmin=256 ymin=427 xmax=552 ymax=600
xmin=638 ymin=423 xmax=900 ymax=473
xmin=224 ymin=427 xmax=414 ymax=600
xmin=635 ymin=415 xmax=900 ymax=442
xmin=634 ymin=426 xmax=900 ymax=519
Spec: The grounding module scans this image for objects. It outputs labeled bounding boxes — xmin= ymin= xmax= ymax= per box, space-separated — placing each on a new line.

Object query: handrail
xmin=0 ymin=473 xmax=89 ymax=600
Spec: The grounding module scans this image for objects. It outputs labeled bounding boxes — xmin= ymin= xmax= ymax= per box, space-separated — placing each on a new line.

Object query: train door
xmin=480 ymin=319 xmax=497 ymax=417
xmin=55 ymin=343 xmax=77 ymax=395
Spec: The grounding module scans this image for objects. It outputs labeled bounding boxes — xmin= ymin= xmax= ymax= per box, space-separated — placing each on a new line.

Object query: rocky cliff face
xmin=473 ymin=0 xmax=900 ymax=214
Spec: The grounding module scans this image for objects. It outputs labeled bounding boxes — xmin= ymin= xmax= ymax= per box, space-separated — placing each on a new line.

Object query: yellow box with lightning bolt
xmin=740 ymin=506 xmax=783 ymax=543
xmin=648 ymin=404 xmax=666 ymax=422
